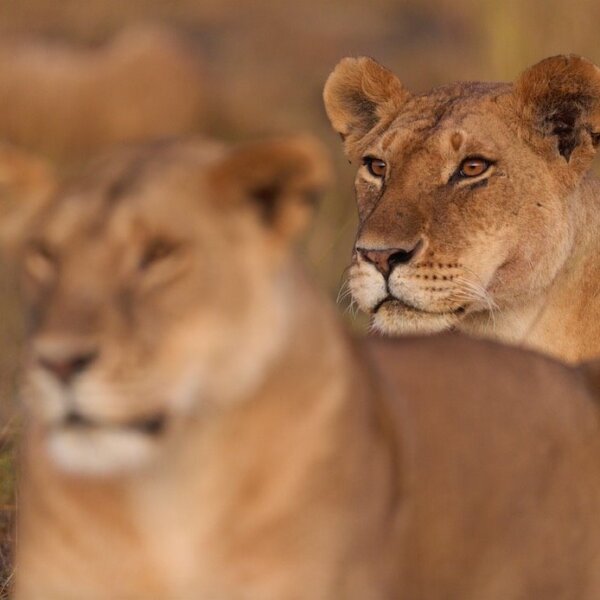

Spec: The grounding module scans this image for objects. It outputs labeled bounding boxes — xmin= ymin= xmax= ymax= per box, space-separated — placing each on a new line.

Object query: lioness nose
xmin=36 ymin=344 xmax=99 ymax=385
xmin=357 ymin=240 xmax=423 ymax=277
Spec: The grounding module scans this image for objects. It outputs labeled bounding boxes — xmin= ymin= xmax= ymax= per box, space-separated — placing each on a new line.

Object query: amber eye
xmin=362 ymin=156 xmax=387 ymax=178
xmin=139 ymin=239 xmax=177 ymax=271
xmin=459 ymin=157 xmax=491 ymax=178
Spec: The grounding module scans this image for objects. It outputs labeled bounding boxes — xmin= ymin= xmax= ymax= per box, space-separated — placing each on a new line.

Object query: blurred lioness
xmin=0 ymin=25 xmax=204 ymax=160
xmin=6 ymin=138 xmax=600 ymax=599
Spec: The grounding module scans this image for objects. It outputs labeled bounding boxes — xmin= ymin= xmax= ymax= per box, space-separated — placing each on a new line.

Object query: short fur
xmin=7 ymin=138 xmax=600 ymax=599
xmin=324 ymin=55 xmax=600 ymax=362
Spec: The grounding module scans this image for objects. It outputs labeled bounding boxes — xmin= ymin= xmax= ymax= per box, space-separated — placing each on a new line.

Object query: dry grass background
xmin=1 ymin=0 xmax=599 ymax=595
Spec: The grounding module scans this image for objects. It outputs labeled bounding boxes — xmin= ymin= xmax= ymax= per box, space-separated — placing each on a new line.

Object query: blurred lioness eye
xmin=24 ymin=241 xmax=56 ymax=281
xmin=459 ymin=157 xmax=491 ymax=178
xmin=139 ymin=239 xmax=177 ymax=271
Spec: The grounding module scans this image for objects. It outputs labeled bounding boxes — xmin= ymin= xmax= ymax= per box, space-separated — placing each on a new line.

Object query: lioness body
xmin=17 ymin=278 xmax=395 ymax=599
xmin=17 ymin=327 xmax=600 ymax=599
xmin=11 ymin=139 xmax=600 ymax=599
xmin=324 ymin=55 xmax=600 ymax=362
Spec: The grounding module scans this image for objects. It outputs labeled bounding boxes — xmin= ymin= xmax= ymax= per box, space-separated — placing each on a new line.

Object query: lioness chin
xmin=5 ymin=138 xmax=600 ymax=599
xmin=324 ymin=54 xmax=600 ymax=363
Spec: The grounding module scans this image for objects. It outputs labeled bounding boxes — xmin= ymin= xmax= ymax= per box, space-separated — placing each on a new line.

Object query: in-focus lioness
xmin=324 ymin=55 xmax=600 ymax=362
xmin=7 ymin=138 xmax=600 ymax=599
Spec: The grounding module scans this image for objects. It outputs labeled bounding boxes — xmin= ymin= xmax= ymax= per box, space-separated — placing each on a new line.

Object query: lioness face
xmin=11 ymin=138 xmax=328 ymax=475
xmin=324 ymin=56 xmax=600 ymax=335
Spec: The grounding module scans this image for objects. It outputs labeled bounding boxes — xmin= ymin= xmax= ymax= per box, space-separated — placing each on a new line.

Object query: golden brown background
xmin=1 ymin=0 xmax=599 ymax=594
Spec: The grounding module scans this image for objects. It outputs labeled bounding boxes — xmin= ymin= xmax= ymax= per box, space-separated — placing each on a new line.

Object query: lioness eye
xmin=362 ymin=156 xmax=387 ymax=178
xmin=459 ymin=157 xmax=490 ymax=178
xmin=139 ymin=239 xmax=176 ymax=270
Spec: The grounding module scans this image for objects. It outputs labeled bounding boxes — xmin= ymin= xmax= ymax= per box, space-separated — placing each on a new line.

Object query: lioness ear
xmin=210 ymin=135 xmax=331 ymax=242
xmin=514 ymin=55 xmax=600 ymax=168
xmin=0 ymin=143 xmax=56 ymax=253
xmin=323 ymin=56 xmax=409 ymax=160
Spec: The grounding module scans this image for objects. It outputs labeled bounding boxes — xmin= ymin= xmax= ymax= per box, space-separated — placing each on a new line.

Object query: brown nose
xmin=36 ymin=344 xmax=99 ymax=385
xmin=357 ymin=241 xmax=422 ymax=277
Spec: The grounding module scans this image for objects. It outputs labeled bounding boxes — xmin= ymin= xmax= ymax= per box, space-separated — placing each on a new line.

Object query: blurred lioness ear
xmin=0 ymin=143 xmax=56 ymax=253
xmin=514 ymin=54 xmax=600 ymax=171
xmin=210 ymin=135 xmax=332 ymax=243
xmin=323 ymin=56 xmax=410 ymax=160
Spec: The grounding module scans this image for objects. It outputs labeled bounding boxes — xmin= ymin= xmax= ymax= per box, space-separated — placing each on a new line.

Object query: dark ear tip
xmin=515 ymin=54 xmax=600 ymax=164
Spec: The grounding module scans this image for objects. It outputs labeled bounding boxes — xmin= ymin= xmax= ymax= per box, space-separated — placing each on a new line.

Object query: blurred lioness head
xmin=4 ymin=136 xmax=329 ymax=475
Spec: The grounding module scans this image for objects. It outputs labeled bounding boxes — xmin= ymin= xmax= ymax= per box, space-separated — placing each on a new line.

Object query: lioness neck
xmin=16 ymin=263 xmax=397 ymax=599
xmin=460 ymin=173 xmax=600 ymax=363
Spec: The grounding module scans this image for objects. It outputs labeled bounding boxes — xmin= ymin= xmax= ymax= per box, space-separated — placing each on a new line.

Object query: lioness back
xmin=0 ymin=25 xmax=204 ymax=159
xmin=367 ymin=333 xmax=600 ymax=597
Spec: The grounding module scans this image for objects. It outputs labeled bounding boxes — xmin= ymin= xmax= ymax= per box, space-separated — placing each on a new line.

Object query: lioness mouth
xmin=373 ymin=296 xmax=466 ymax=317
xmin=62 ymin=410 xmax=167 ymax=436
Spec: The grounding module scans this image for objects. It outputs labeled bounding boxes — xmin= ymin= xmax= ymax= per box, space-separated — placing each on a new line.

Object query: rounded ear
xmin=514 ymin=55 xmax=600 ymax=169
xmin=0 ymin=143 xmax=56 ymax=254
xmin=323 ymin=56 xmax=410 ymax=160
xmin=209 ymin=135 xmax=331 ymax=243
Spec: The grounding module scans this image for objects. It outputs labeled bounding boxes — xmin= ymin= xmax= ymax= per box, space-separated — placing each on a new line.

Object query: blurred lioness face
xmin=10 ymin=138 xmax=328 ymax=475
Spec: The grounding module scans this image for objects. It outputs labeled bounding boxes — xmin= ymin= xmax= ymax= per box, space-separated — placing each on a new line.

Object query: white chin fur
xmin=347 ymin=262 xmax=387 ymax=313
xmin=47 ymin=428 xmax=159 ymax=476
xmin=372 ymin=303 xmax=458 ymax=336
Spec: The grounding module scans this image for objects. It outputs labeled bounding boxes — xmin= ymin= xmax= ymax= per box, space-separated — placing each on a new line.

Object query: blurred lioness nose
xmin=35 ymin=337 xmax=99 ymax=385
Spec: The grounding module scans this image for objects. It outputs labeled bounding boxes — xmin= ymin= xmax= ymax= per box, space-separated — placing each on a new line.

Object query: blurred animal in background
xmin=324 ymin=54 xmax=600 ymax=363
xmin=0 ymin=24 xmax=204 ymax=161
xmin=4 ymin=137 xmax=600 ymax=599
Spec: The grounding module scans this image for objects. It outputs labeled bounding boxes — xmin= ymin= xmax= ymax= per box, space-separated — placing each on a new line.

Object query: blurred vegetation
xmin=1 ymin=0 xmax=600 ymax=593
xmin=0 ymin=421 xmax=15 ymax=599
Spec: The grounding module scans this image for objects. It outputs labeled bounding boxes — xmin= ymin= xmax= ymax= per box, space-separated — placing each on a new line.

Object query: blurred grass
xmin=0 ymin=421 xmax=15 ymax=600
xmin=1 ymin=0 xmax=600 ymax=592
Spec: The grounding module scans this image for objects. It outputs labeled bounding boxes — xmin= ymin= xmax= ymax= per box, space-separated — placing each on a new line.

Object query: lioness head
xmin=5 ymin=137 xmax=329 ymax=475
xmin=324 ymin=55 xmax=600 ymax=335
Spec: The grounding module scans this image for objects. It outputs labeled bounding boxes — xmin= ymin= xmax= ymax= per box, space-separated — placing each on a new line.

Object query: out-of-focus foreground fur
xmin=0 ymin=25 xmax=204 ymax=160
xmin=3 ymin=138 xmax=600 ymax=599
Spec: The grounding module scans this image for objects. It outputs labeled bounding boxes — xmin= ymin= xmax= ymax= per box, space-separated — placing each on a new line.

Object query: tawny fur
xmin=324 ymin=55 xmax=600 ymax=363
xmin=6 ymin=138 xmax=600 ymax=599
xmin=0 ymin=25 xmax=204 ymax=160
